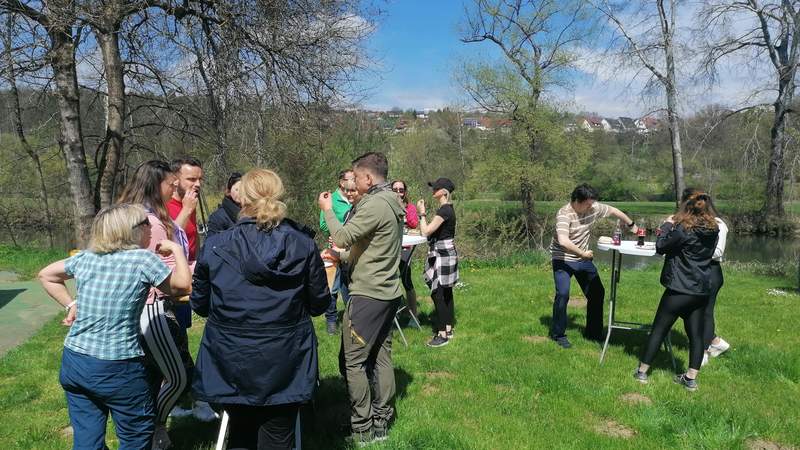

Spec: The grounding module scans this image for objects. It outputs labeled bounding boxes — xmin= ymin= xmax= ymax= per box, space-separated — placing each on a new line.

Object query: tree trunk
xmin=3 ymin=13 xmax=55 ymax=248
xmin=661 ymin=0 xmax=685 ymax=205
xmin=48 ymin=23 xmax=95 ymax=246
xmin=520 ymin=177 xmax=535 ymax=240
xmin=764 ymin=94 xmax=790 ymax=219
xmin=665 ymin=83 xmax=685 ymax=204
xmin=96 ymin=26 xmax=126 ymax=208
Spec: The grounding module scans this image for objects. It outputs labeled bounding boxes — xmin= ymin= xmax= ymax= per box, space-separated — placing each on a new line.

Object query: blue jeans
xmin=550 ymin=259 xmax=605 ymax=339
xmin=325 ymin=267 xmax=350 ymax=324
xmin=59 ymin=347 xmax=155 ymax=450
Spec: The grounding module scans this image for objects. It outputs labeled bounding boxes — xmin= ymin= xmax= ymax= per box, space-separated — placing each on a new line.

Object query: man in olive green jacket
xmin=318 ymin=152 xmax=404 ymax=444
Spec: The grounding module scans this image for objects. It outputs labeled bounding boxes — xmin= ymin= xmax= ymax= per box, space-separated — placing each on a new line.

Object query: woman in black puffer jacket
xmin=633 ymin=192 xmax=719 ymax=391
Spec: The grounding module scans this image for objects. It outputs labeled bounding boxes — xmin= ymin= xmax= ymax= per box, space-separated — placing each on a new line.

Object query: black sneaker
xmin=551 ymin=336 xmax=572 ymax=349
xmin=633 ymin=369 xmax=649 ymax=384
xmin=427 ymin=335 xmax=449 ymax=347
xmin=446 ymin=328 xmax=454 ymax=339
xmin=326 ymin=322 xmax=337 ymax=335
xmin=673 ymin=373 xmax=698 ymax=392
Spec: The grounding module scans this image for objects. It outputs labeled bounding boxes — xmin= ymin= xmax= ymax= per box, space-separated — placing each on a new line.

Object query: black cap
xmin=428 ymin=177 xmax=455 ymax=193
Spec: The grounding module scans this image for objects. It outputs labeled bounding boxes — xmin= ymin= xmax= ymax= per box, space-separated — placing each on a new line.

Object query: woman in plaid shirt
xmin=38 ymin=203 xmax=191 ymax=450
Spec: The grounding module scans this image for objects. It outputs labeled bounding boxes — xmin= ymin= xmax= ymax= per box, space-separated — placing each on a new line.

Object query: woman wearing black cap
xmin=206 ymin=172 xmax=242 ymax=238
xmin=417 ymin=178 xmax=458 ymax=348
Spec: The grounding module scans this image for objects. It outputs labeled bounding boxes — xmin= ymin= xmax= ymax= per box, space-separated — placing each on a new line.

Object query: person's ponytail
xmin=239 ymin=169 xmax=287 ymax=231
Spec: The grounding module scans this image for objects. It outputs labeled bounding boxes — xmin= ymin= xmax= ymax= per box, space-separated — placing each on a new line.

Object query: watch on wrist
xmin=627 ymin=221 xmax=635 ymax=228
xmin=65 ymin=300 xmax=76 ymax=311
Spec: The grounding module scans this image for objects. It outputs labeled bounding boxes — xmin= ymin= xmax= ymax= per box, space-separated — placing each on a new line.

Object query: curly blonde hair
xmin=239 ymin=169 xmax=287 ymax=230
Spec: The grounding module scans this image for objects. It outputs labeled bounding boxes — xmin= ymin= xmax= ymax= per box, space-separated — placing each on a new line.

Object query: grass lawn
xmin=0 ymin=245 xmax=66 ymax=279
xmin=1 ymin=261 xmax=799 ymax=449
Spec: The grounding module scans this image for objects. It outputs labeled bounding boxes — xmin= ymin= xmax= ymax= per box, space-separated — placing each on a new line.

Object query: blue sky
xmin=358 ymin=1 xmax=762 ymax=117
xmin=360 ymin=1 xmax=487 ymax=111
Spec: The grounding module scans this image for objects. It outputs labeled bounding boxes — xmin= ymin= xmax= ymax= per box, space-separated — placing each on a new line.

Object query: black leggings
xmin=432 ymin=286 xmax=454 ymax=332
xmin=641 ymin=290 xmax=709 ymax=370
xmin=225 ymin=403 xmax=298 ymax=450
xmin=703 ymin=262 xmax=724 ymax=348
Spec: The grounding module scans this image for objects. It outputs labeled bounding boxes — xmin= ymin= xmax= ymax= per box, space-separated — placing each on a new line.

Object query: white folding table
xmin=596 ymin=240 xmax=676 ymax=371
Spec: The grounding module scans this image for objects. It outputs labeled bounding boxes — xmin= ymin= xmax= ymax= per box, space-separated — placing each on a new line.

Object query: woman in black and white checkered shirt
xmin=417 ymin=178 xmax=459 ymax=348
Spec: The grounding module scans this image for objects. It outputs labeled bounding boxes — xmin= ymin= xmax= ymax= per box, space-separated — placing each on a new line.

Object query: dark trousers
xmin=325 ymin=268 xmax=350 ymax=324
xmin=704 ymin=262 xmax=724 ymax=348
xmin=641 ymin=289 xmax=709 ymax=370
xmin=224 ymin=403 xmax=298 ymax=450
xmin=59 ymin=347 xmax=155 ymax=450
xmin=340 ymin=295 xmax=400 ymax=433
xmin=550 ymin=259 xmax=605 ymax=339
xmin=432 ymin=286 xmax=454 ymax=332
xmin=399 ymin=247 xmax=415 ymax=291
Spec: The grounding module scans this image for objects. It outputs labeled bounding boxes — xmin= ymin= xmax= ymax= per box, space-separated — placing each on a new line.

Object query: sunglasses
xmin=132 ymin=217 xmax=151 ymax=229
xmin=392 ymin=188 xmax=405 ymax=193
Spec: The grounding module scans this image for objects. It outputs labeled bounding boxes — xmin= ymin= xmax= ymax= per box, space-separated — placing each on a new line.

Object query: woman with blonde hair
xmin=38 ymin=203 xmax=191 ymax=449
xmin=191 ymin=169 xmax=331 ymax=449
xmin=634 ymin=192 xmax=719 ymax=391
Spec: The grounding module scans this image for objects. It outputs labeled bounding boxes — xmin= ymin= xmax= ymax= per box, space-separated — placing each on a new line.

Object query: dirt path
xmin=0 ymin=279 xmax=64 ymax=357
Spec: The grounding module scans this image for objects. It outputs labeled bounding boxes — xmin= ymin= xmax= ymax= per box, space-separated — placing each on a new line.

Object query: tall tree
xmin=459 ymin=0 xmax=594 ymax=230
xmin=590 ymin=0 xmax=686 ymax=204
xmin=701 ymin=0 xmax=800 ymax=220
xmin=1 ymin=0 xmax=95 ymax=245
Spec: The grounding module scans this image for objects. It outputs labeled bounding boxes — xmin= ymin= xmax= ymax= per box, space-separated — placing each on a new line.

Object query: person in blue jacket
xmin=206 ymin=172 xmax=242 ymax=238
xmin=190 ymin=168 xmax=331 ymax=449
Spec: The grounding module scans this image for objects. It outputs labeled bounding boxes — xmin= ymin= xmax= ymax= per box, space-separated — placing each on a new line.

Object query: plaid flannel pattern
xmin=64 ymin=249 xmax=171 ymax=360
xmin=424 ymin=238 xmax=459 ymax=291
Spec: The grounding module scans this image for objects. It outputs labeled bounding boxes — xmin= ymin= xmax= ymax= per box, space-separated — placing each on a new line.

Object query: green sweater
xmin=325 ymin=187 xmax=405 ymax=301
xmin=319 ymin=189 xmax=352 ymax=235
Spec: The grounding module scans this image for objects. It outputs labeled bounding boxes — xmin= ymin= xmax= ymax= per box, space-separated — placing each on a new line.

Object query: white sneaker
xmin=708 ymin=338 xmax=730 ymax=357
xmin=152 ymin=424 xmax=172 ymax=450
xmin=192 ymin=401 xmax=220 ymax=422
xmin=168 ymin=406 xmax=193 ymax=418
xmin=701 ymin=352 xmax=709 ymax=367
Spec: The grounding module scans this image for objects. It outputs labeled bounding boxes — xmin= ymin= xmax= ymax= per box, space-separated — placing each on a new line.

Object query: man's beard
xmin=176 ymin=184 xmax=187 ymax=198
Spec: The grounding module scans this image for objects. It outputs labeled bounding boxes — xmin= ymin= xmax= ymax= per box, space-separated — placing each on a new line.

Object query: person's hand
xmin=63 ymin=304 xmax=77 ymax=326
xmin=581 ymin=250 xmax=594 ymax=260
xmin=321 ymin=248 xmax=340 ymax=263
xmin=416 ymin=199 xmax=426 ymax=215
xmin=630 ymin=224 xmax=639 ymax=235
xmin=318 ymin=192 xmax=333 ymax=211
xmin=182 ymin=189 xmax=199 ymax=211
xmin=155 ymin=240 xmax=180 ymax=256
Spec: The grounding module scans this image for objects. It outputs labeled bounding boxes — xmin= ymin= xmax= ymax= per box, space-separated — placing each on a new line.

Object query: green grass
xmin=1 ymin=263 xmax=799 ymax=449
xmin=0 ymin=245 xmax=67 ymax=280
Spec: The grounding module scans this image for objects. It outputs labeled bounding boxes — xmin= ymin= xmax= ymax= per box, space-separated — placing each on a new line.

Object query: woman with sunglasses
xmin=39 ymin=203 xmax=191 ymax=449
xmin=117 ymin=160 xmax=193 ymax=449
xmin=392 ymin=180 xmax=420 ymax=319
xmin=417 ymin=178 xmax=459 ymax=348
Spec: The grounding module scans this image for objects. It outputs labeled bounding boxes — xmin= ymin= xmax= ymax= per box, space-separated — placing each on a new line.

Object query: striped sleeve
xmin=555 ymin=210 xmax=571 ymax=234
xmin=596 ymin=202 xmax=611 ymax=218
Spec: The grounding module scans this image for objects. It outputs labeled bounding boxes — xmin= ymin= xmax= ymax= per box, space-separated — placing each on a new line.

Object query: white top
xmin=713 ymin=218 xmax=727 ymax=262
xmin=402 ymin=235 xmax=428 ymax=247
xmin=597 ymin=240 xmax=658 ymax=257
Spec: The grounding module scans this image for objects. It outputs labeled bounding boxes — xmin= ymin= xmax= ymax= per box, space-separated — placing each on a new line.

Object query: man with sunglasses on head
xmin=319 ymin=169 xmax=356 ymax=335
